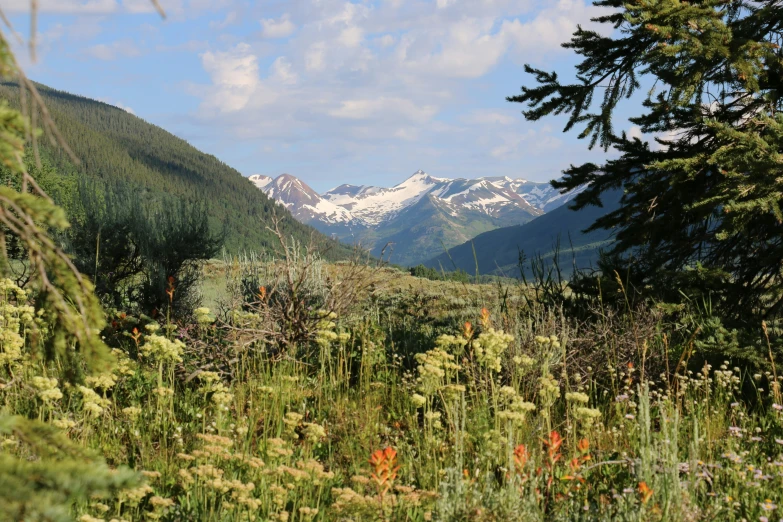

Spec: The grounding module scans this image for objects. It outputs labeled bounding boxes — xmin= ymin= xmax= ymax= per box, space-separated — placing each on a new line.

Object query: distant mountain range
xmin=249 ymin=170 xmax=586 ymax=266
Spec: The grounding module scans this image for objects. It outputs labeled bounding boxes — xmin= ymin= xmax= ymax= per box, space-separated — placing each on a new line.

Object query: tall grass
xmin=1 ymin=251 xmax=782 ymax=521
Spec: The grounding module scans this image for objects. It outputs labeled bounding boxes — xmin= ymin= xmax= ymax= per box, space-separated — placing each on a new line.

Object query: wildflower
xmin=303 ymin=422 xmax=327 ymax=443
xmin=479 ymin=308 xmax=491 ymax=328
xmin=121 ymin=485 xmax=154 ymax=506
xmin=534 ymin=335 xmax=561 ymax=349
xmin=411 ymin=393 xmax=427 ymax=408
xmin=86 ymin=373 xmax=117 ymax=390
xmin=435 ymin=334 xmax=468 ymax=355
xmin=542 ymin=431 xmax=563 ymax=467
xmin=153 ymin=387 xmax=174 ymax=398
xmin=472 ymin=328 xmax=513 ymax=373
xmin=538 ymin=374 xmax=560 ymax=405
xmin=195 ymin=307 xmax=213 ymax=325
xmin=31 ymin=376 xmax=62 ymax=403
xmin=369 ymin=447 xmax=400 ymax=496
xmin=78 ymin=386 xmax=110 ymax=416
xmin=52 ymin=418 xmax=76 ymax=430
xmin=298 ymin=507 xmax=319 ymax=520
xmin=638 ymin=482 xmax=654 ymax=504
xmin=414 ymin=347 xmax=460 ymax=395
xmin=122 ymin=406 xmax=142 ymax=419
xmin=574 ymin=407 xmax=602 ymax=425
xmin=92 ymin=503 xmax=110 ymax=514
xmin=513 ymin=444 xmax=528 ymax=472
xmin=566 ymin=392 xmax=590 ymax=404
xmin=463 ymin=321 xmax=473 ymax=339
xmin=760 ymin=499 xmax=777 ymax=512
xmin=513 ymin=355 xmax=535 ymax=366
xmin=772 ymin=403 xmax=782 ymax=411
xmin=144 ymin=323 xmax=160 ymax=333
xmin=139 ymin=334 xmax=184 ymax=363
xmin=500 ymin=386 xmax=518 ymax=398
xmin=283 ymin=412 xmax=303 ymax=434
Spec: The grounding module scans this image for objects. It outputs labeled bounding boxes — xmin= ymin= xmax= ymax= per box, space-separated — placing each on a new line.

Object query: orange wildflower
xmin=479 ymin=308 xmax=491 ymax=328
xmin=131 ymin=327 xmax=141 ymax=346
xmin=369 ymin=447 xmax=400 ymax=496
xmin=463 ymin=321 xmax=473 ymax=339
xmin=542 ymin=431 xmax=563 ymax=466
xmin=638 ymin=482 xmax=654 ymax=504
xmin=166 ymin=276 xmax=176 ymax=303
xmin=513 ymin=444 xmax=529 ymax=472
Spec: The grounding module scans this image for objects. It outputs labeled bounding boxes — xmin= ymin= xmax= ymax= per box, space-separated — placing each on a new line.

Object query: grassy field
xmin=2 ymin=255 xmax=783 ymax=521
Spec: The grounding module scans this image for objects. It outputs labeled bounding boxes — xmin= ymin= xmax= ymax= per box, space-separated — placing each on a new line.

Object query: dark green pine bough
xmin=511 ymin=0 xmax=783 ymax=325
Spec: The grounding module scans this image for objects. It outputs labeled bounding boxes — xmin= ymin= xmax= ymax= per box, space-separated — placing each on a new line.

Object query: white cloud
xmin=260 ymin=14 xmax=296 ymax=39
xmin=84 ymin=39 xmax=141 ymax=60
xmin=2 ymin=0 xmax=118 ymax=14
xmin=338 ymin=26 xmax=363 ymax=47
xmin=329 ymin=97 xmax=437 ymax=124
xmin=394 ymin=18 xmax=509 ymax=79
xmin=181 ymin=0 xmax=609 ymax=185
xmin=628 ymin=125 xmax=643 ymax=141
xmin=304 ymin=42 xmax=326 ymax=71
xmin=270 ymin=57 xmax=297 ymax=84
xmin=200 ymin=43 xmax=262 ymax=112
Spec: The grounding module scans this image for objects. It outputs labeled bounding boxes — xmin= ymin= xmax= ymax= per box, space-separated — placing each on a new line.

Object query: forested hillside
xmin=0 ymin=82 xmax=349 ymax=258
xmin=426 ymin=189 xmax=622 ymax=276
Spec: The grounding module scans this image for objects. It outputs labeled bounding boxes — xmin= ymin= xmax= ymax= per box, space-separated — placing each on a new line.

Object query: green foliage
xmin=66 ymin=180 xmax=223 ymax=317
xmin=409 ymin=264 xmax=471 ymax=283
xmin=0 ymin=416 xmax=139 ymax=522
xmin=511 ymin=0 xmax=783 ymax=326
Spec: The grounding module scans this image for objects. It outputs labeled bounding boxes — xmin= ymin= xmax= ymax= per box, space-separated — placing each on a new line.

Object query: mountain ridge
xmin=424 ymin=189 xmax=624 ymax=277
xmin=249 ymin=170 xmax=585 ymax=266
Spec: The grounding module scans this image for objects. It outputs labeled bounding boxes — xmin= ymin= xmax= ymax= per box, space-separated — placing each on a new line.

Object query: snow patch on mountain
xmin=250 ymin=169 xmax=584 ymax=230
xmin=251 ymin=174 xmax=354 ymax=225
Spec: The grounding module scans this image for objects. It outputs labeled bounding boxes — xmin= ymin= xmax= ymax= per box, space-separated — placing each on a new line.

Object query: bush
xmin=66 ymin=180 xmax=224 ymax=318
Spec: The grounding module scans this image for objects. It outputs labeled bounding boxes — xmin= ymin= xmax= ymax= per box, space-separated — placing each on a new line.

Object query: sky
xmin=5 ymin=0 xmax=628 ymax=192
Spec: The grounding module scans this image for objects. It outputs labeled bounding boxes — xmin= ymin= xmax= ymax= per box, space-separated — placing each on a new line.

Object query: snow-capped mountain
xmin=248 ymin=170 xmax=584 ymax=266
xmin=320 ymin=170 xmax=582 ymax=226
xmin=248 ymin=174 xmax=355 ymax=226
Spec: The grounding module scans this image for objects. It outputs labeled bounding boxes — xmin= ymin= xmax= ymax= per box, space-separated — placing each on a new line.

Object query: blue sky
xmin=6 ymin=0 xmax=629 ymax=192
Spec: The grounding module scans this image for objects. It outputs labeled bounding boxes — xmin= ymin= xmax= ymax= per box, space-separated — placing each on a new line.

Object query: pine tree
xmin=511 ymin=0 xmax=783 ymax=325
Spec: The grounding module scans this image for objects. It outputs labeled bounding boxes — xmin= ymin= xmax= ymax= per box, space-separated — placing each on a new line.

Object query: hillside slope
xmin=425 ymin=189 xmax=623 ymax=276
xmin=0 ymin=82 xmax=349 ymax=258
